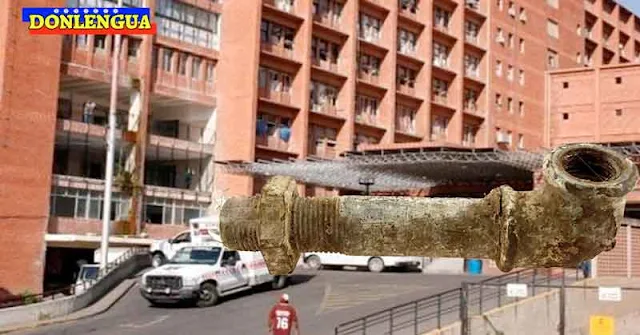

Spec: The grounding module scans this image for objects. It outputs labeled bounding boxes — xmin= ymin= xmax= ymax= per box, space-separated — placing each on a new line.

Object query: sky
xmin=617 ymin=0 xmax=640 ymax=14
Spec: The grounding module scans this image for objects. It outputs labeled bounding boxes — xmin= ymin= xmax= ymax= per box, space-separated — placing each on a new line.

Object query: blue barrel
xmin=467 ymin=259 xmax=483 ymax=275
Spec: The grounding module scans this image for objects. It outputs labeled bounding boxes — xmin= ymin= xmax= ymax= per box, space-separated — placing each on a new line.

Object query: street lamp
xmin=100 ymin=0 xmax=124 ymax=270
xmin=358 ymin=176 xmax=375 ymax=196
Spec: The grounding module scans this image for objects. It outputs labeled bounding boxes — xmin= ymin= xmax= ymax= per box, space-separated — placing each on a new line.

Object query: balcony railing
xmin=311 ymin=103 xmax=339 ymax=116
xmin=433 ymin=57 xmax=450 ymax=69
xmin=264 ymin=0 xmax=294 ymax=13
xmin=355 ymin=112 xmax=379 ymax=126
xmin=260 ymin=41 xmax=294 ymax=60
xmin=465 ymin=67 xmax=480 ymax=79
xmin=397 ymin=81 xmax=416 ymax=95
xmin=358 ymin=70 xmax=381 ymax=85
xmin=259 ymin=88 xmax=293 ymax=105
xmin=398 ymin=44 xmax=417 ymax=57
xmin=432 ymin=93 xmax=449 ymax=105
xmin=312 ymin=57 xmax=339 ymax=73
xmin=308 ymin=138 xmax=337 ymax=159
xmin=359 ymin=29 xmax=381 ymax=43
xmin=149 ymin=121 xmax=214 ymax=146
xmin=433 ymin=23 xmax=451 ymax=34
xmin=256 ymin=130 xmax=291 ymax=152
xmin=465 ymin=34 xmax=480 ymax=45
xmin=313 ymin=12 xmax=342 ymax=30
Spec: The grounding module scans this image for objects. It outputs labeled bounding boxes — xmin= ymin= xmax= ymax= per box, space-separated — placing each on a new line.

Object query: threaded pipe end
xmin=292 ymin=197 xmax=343 ymax=253
xmin=220 ymin=197 xmax=261 ymax=251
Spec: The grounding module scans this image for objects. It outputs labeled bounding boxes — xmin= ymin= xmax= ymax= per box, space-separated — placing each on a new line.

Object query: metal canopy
xmin=218 ymin=143 xmax=640 ymax=192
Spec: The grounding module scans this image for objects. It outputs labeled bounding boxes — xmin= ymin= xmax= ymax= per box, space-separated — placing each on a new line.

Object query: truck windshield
xmin=170 ymin=247 xmax=222 ymax=265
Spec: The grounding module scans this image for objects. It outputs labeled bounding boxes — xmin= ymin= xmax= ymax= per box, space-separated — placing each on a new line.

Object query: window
xmin=259 ymin=67 xmax=292 ymax=94
xmin=94 ymin=35 xmax=106 ymax=50
xmin=519 ymin=38 xmax=525 ymax=53
xmin=396 ymin=105 xmax=417 ymax=134
xmin=310 ymin=81 xmax=338 ymax=112
xmin=359 ymin=13 xmax=382 ymax=42
xmin=430 ymin=115 xmax=449 ymax=141
xmin=127 ymin=38 xmax=141 ymax=58
xmin=178 ymin=54 xmax=188 ymax=75
xmin=508 ymin=1 xmax=516 ymax=17
xmin=162 ymin=49 xmax=173 ymax=71
xmin=563 ymin=81 xmax=569 ymax=88
xmin=463 ymin=124 xmax=477 ymax=146
xmin=496 ymin=28 xmax=505 ymax=44
xmin=464 ymin=89 xmax=478 ymax=111
xmin=518 ymin=101 xmax=525 ymax=115
xmin=313 ymin=0 xmax=344 ymax=23
xmin=359 ymin=53 xmax=381 ymax=76
xmin=576 ymin=52 xmax=582 ymax=64
xmin=495 ymin=93 xmax=502 ymax=109
xmin=519 ymin=69 xmax=525 ymax=85
xmin=507 ymin=97 xmax=513 ymax=113
xmin=507 ymin=65 xmax=514 ymax=81
xmin=517 ymin=134 xmax=524 ymax=149
xmin=397 ymin=65 xmax=417 ymax=87
xmin=206 ymin=63 xmax=215 ymax=83
xmin=546 ymin=0 xmax=558 ymax=8
xmin=464 ymin=54 xmax=480 ymax=78
xmin=519 ymin=8 xmax=527 ymax=23
xmin=398 ymin=29 xmax=418 ymax=55
xmin=496 ymin=60 xmax=503 ymax=76
xmin=547 ymin=49 xmax=559 ymax=69
xmin=156 ymin=0 xmax=220 ymax=49
xmin=356 ymin=95 xmax=380 ymax=125
xmin=616 ymin=109 xmax=623 ymax=116
xmin=508 ymin=33 xmax=514 ymax=48
xmin=547 ymin=20 xmax=559 ymax=39
xmin=497 ymin=0 xmax=503 ymax=11
xmin=465 ymin=21 xmax=480 ymax=44
xmin=311 ymin=36 xmax=340 ymax=65
xmin=434 ymin=7 xmax=450 ymax=30
xmin=562 ymin=113 xmax=569 ymax=120
xmin=191 ymin=57 xmax=201 ymax=79
xmin=433 ymin=42 xmax=450 ymax=67
xmin=432 ymin=78 xmax=449 ymax=103
xmin=399 ymin=0 xmax=418 ymax=14
xmin=261 ymin=20 xmax=295 ymax=50
xmin=616 ymin=77 xmax=622 ymax=84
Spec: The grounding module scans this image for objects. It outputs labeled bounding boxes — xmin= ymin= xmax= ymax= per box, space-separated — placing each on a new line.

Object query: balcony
xmin=312 ymin=57 xmax=340 ymax=74
xmin=308 ymin=138 xmax=337 ymax=159
xmin=148 ymin=120 xmax=215 ymax=155
xmin=313 ymin=12 xmax=343 ymax=32
xmin=152 ymin=67 xmax=217 ymax=107
xmin=259 ymin=88 xmax=293 ymax=106
xmin=431 ymin=93 xmax=455 ymax=111
xmin=398 ymin=44 xmax=418 ymax=58
xmin=358 ymin=70 xmax=381 ymax=86
xmin=255 ymin=131 xmax=294 ymax=155
xmin=355 ymin=112 xmax=381 ymax=128
xmin=264 ymin=0 xmax=294 ymax=13
xmin=432 ymin=57 xmax=455 ymax=75
xmin=359 ymin=29 xmax=382 ymax=45
xmin=397 ymin=80 xmax=416 ymax=96
xmin=311 ymin=103 xmax=341 ymax=117
xmin=260 ymin=41 xmax=296 ymax=61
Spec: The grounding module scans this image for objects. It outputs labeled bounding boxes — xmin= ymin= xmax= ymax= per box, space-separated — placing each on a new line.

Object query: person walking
xmin=268 ymin=293 xmax=299 ymax=335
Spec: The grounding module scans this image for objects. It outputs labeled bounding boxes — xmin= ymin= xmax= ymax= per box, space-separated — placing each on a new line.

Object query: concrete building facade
xmin=1 ymin=0 xmax=640 ymax=295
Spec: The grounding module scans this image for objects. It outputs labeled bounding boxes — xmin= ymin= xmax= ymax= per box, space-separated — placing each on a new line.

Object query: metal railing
xmin=0 ymin=247 xmax=148 ymax=309
xmin=334 ymin=267 xmax=583 ymax=335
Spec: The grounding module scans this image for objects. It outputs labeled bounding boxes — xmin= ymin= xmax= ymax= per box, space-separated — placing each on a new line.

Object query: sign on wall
xmin=590 ymin=315 xmax=614 ymax=335
xmin=598 ymin=287 xmax=622 ymax=302
xmin=506 ymin=283 xmax=528 ymax=298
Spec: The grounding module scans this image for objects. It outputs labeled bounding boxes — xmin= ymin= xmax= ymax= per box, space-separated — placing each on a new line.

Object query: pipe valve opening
xmin=560 ymin=148 xmax=621 ymax=183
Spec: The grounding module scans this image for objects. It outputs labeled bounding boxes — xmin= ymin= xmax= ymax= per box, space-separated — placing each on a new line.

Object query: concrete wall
xmin=0 ymin=252 xmax=149 ymax=329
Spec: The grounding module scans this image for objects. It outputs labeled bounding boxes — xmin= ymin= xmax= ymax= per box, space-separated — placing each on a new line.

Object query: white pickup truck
xmin=140 ymin=243 xmax=288 ymax=307
xmin=149 ymin=216 xmax=222 ymax=268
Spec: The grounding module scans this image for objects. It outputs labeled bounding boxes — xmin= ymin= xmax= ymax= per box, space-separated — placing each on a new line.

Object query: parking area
xmin=13 ymin=268 xmax=480 ymax=335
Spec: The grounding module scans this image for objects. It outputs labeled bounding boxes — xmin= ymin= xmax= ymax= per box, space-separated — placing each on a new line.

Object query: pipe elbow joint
xmin=495 ymin=143 xmax=638 ymax=272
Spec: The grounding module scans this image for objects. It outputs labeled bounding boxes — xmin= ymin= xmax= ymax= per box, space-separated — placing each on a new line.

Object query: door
xmin=219 ymin=250 xmax=248 ymax=291
xmin=167 ymin=231 xmax=192 ymax=259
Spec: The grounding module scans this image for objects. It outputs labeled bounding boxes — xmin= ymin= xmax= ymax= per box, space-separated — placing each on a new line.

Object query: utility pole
xmin=100 ymin=0 xmax=124 ymax=270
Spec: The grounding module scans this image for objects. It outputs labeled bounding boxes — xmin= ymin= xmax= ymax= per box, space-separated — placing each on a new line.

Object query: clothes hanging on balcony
xmin=279 ymin=125 xmax=291 ymax=142
xmin=256 ymin=118 xmax=268 ymax=136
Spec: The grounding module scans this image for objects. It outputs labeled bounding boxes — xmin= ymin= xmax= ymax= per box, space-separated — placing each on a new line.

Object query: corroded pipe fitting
xmin=220 ymin=143 xmax=639 ymax=275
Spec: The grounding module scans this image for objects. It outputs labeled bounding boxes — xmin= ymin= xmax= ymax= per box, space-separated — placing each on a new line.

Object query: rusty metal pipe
xmin=220 ymin=143 xmax=638 ymax=275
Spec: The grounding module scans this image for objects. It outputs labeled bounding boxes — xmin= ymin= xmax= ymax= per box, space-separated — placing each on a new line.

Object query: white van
xmin=303 ymin=252 xmax=423 ymax=273
xmin=140 ymin=242 xmax=288 ymax=307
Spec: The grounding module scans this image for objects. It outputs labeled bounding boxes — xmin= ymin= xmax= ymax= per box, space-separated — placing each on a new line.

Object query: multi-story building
xmin=2 ymin=0 xmax=640 ymax=295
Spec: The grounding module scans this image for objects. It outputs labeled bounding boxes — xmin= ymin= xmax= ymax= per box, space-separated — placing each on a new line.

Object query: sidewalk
xmin=0 ymin=273 xmax=141 ymax=334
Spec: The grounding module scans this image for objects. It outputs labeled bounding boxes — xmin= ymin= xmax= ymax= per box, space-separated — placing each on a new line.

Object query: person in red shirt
xmin=268 ymin=293 xmax=299 ymax=335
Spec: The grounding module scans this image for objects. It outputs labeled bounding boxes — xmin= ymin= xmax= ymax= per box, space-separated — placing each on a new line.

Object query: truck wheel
xmin=196 ymin=282 xmax=219 ymax=307
xmin=306 ymin=255 xmax=322 ymax=270
xmin=152 ymin=253 xmax=165 ymax=268
xmin=272 ymin=276 xmax=287 ymax=290
xmin=367 ymin=257 xmax=385 ymax=273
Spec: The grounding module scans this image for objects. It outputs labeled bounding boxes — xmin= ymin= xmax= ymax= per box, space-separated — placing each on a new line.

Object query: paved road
xmin=13 ymin=269 xmax=483 ymax=335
